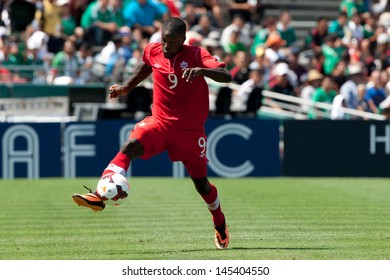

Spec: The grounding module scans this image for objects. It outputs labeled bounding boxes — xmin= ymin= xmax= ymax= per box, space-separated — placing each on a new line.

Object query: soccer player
xmin=72 ymin=17 xmax=232 ymax=249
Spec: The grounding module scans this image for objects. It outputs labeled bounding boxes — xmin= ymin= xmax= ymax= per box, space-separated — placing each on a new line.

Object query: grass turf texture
xmin=1 ymin=178 xmax=390 ymax=260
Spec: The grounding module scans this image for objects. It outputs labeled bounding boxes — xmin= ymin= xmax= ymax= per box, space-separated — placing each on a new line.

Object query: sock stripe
xmin=104 ymin=163 xmax=126 ymax=176
xmin=207 ymin=196 xmax=220 ymax=211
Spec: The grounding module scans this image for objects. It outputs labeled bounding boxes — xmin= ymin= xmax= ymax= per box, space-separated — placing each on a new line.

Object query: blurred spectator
xmin=50 ymin=39 xmax=79 ymax=84
xmin=123 ymin=0 xmax=167 ymax=39
xmin=81 ymin=0 xmax=117 ymax=46
xmin=356 ymin=83 xmax=369 ymax=112
xmin=69 ymin=0 xmax=89 ymax=26
xmin=374 ymin=30 xmax=390 ymax=70
xmin=322 ymin=34 xmax=343 ymax=75
xmin=309 ymin=75 xmax=337 ymax=119
xmin=339 ymin=0 xmax=367 ymax=18
xmin=250 ymin=16 xmax=278 ymax=57
xmin=262 ymin=33 xmax=287 ymax=66
xmin=287 ymin=48 xmax=306 ymax=87
xmin=276 ymin=10 xmax=297 ymax=47
xmin=58 ymin=0 xmax=77 ymax=38
xmin=343 ymin=13 xmax=364 ymax=44
xmin=237 ymin=69 xmax=264 ymax=115
xmin=185 ymin=0 xmax=224 ymax=28
xmin=76 ymin=42 xmax=93 ymax=83
xmin=230 ymin=50 xmax=251 ymax=84
xmin=228 ymin=0 xmax=258 ymax=24
xmin=181 ymin=1 xmax=201 ymax=28
xmin=328 ymin=12 xmax=348 ymax=39
xmin=269 ymin=62 xmax=297 ymax=96
xmin=339 ymin=63 xmax=366 ymax=111
xmin=190 ymin=13 xmax=217 ymax=38
xmin=34 ymin=0 xmax=64 ymax=54
xmin=365 ymin=69 xmax=387 ymax=114
xmin=305 ymin=17 xmax=329 ymax=51
xmin=111 ymin=0 xmax=125 ymax=29
xmin=224 ymin=27 xmax=247 ymax=55
xmin=331 ymin=60 xmax=347 ymax=90
xmin=300 ymin=69 xmax=324 ymax=113
xmin=220 ymin=14 xmax=251 ymax=54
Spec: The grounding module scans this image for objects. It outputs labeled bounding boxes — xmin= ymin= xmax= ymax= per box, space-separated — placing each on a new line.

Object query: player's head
xmin=161 ymin=17 xmax=186 ymax=58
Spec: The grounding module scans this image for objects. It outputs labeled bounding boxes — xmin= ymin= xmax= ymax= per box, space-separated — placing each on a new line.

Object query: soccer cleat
xmin=72 ymin=186 xmax=105 ymax=212
xmin=214 ymin=222 xmax=229 ymax=249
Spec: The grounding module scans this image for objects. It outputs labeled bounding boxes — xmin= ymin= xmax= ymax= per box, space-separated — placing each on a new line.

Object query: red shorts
xmin=129 ymin=116 xmax=208 ymax=178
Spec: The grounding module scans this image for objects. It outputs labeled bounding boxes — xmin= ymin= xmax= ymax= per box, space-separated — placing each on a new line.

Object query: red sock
xmin=201 ymin=183 xmax=225 ymax=227
xmin=102 ymin=152 xmax=131 ymax=177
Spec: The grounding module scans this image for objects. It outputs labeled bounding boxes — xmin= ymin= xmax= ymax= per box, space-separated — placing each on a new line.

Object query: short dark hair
xmin=162 ymin=17 xmax=186 ymax=36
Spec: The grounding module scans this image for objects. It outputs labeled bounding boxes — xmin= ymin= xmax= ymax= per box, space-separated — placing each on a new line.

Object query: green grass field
xmin=1 ymin=177 xmax=390 ymax=260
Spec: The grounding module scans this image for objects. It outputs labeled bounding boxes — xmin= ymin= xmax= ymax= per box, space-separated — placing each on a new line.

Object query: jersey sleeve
xmin=198 ymin=47 xmax=226 ymax=69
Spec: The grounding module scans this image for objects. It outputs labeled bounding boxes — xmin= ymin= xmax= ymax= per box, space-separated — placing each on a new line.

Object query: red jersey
xmin=143 ymin=42 xmax=225 ymax=129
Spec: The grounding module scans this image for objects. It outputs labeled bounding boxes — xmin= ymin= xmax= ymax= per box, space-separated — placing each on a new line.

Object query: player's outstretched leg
xmin=72 ymin=186 xmax=105 ymax=212
xmin=72 ymin=151 xmax=131 ymax=212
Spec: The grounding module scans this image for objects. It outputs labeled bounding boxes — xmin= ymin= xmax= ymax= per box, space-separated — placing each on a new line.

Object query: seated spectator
xmin=328 ymin=12 xmax=348 ymax=39
xmin=228 ymin=0 xmax=258 ymax=24
xmin=276 ymin=10 xmax=297 ymax=47
xmin=58 ymin=0 xmax=78 ymax=43
xmin=269 ymin=62 xmax=297 ymax=96
xmin=220 ymin=14 xmax=251 ymax=54
xmin=235 ymin=69 xmax=264 ymax=115
xmin=224 ymin=27 xmax=247 ymax=55
xmin=190 ymin=13 xmax=217 ymax=38
xmin=181 ymin=1 xmax=201 ymax=28
xmin=262 ymin=34 xmax=287 ymax=67
xmin=365 ymin=69 xmax=387 ymax=114
xmin=300 ymin=69 xmax=324 ymax=113
xmin=322 ymin=34 xmax=343 ymax=75
xmin=81 ymin=0 xmax=117 ymax=46
xmin=339 ymin=0 xmax=362 ymax=18
xmin=250 ymin=16 xmax=278 ymax=57
xmin=49 ymin=39 xmax=80 ymax=84
xmin=339 ymin=63 xmax=366 ymax=111
xmin=186 ymin=0 xmax=224 ymax=28
xmin=305 ymin=17 xmax=329 ymax=51
xmin=331 ymin=60 xmax=348 ymax=90
xmin=309 ymin=75 xmax=337 ymax=119
xmin=123 ymin=0 xmax=167 ymax=39
xmin=343 ymin=13 xmax=364 ymax=44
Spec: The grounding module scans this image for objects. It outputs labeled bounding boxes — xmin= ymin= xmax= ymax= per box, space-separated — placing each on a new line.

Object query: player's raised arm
xmin=182 ymin=67 xmax=232 ymax=83
xmin=109 ymin=62 xmax=153 ymax=99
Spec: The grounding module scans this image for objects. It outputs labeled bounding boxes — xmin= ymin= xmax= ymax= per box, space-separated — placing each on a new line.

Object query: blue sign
xmin=0 ymin=123 xmax=62 ymax=178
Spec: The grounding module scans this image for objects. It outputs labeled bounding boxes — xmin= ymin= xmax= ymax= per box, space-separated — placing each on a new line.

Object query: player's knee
xmin=120 ymin=138 xmax=144 ymax=159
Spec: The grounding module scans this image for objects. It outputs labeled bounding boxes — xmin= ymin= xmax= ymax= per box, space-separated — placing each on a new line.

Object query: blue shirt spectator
xmin=123 ymin=0 xmax=166 ymax=34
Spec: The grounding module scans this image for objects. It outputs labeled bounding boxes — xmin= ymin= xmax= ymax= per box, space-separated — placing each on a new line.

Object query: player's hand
xmin=182 ymin=67 xmax=203 ymax=83
xmin=109 ymin=84 xmax=126 ymax=99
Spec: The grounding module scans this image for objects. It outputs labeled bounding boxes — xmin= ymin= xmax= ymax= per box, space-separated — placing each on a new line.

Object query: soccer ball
xmin=96 ymin=173 xmax=130 ymax=206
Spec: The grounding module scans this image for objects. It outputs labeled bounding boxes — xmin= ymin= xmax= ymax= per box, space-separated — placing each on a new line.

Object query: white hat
xmin=377 ymin=33 xmax=389 ymax=44
xmin=56 ymin=0 xmax=69 ymax=6
xmin=274 ymin=62 xmax=289 ymax=76
xmin=347 ymin=64 xmax=363 ymax=75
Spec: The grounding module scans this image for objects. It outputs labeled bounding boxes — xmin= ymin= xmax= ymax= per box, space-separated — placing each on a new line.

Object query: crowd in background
xmin=0 ymin=0 xmax=389 ymax=119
